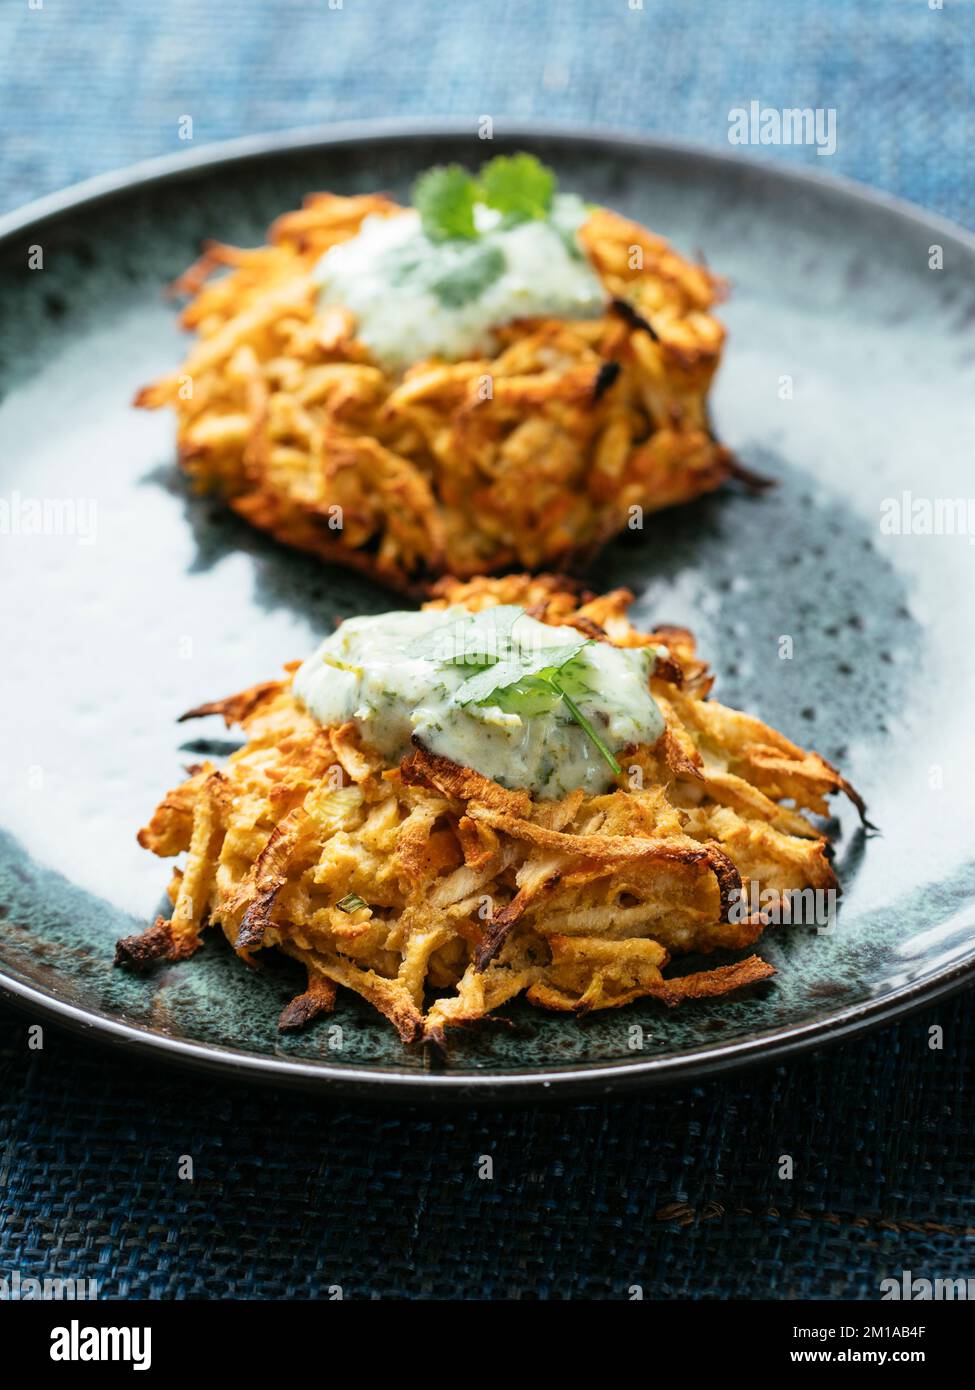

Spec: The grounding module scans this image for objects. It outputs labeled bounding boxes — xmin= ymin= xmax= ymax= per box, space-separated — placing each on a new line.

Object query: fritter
xmin=117 ymin=575 xmax=864 ymax=1044
xmin=136 ymin=185 xmax=733 ymax=592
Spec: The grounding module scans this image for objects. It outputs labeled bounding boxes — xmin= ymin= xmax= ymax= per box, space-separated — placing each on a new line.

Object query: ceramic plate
xmin=2 ymin=122 xmax=974 ymax=1099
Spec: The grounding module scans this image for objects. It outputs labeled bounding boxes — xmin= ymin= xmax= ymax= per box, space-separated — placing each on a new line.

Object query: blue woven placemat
xmin=1 ymin=0 xmax=973 ymax=1299
xmin=1 ymin=1000 xmax=973 ymax=1299
xmin=4 ymin=0 xmax=975 ymax=227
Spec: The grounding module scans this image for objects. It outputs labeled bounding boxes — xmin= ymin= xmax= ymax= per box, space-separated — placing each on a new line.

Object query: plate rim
xmin=2 ymin=116 xmax=974 ymax=252
xmin=3 ymin=117 xmax=974 ymax=1099
xmin=2 ymin=959 xmax=973 ymax=1101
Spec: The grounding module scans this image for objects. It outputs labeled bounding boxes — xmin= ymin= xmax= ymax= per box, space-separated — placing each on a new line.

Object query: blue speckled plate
xmin=2 ymin=122 xmax=974 ymax=1099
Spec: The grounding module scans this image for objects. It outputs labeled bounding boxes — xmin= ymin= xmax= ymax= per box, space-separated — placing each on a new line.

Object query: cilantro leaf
xmin=453 ymin=641 xmax=623 ymax=779
xmin=412 ymin=603 xmax=624 ymax=780
xmin=479 ymin=153 xmax=556 ymax=223
xmin=412 ymin=164 xmax=479 ymax=241
xmin=453 ymin=639 xmax=590 ymax=707
xmin=409 ymin=606 xmax=524 ymax=666
xmin=431 ymin=244 xmax=506 ymax=308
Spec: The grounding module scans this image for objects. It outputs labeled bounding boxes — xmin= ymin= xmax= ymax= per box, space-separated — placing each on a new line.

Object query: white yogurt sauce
xmin=292 ymin=607 xmax=664 ymax=799
xmin=314 ymin=195 xmax=606 ymax=371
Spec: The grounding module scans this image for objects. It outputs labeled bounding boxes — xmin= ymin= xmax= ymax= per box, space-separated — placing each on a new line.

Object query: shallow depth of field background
xmin=4 ymin=0 xmax=974 ymax=226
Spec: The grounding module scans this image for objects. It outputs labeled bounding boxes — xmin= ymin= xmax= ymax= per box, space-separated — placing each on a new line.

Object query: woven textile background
xmin=1 ymin=0 xmax=974 ymax=1300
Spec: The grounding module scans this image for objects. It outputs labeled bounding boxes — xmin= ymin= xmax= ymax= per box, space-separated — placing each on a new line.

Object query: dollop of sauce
xmin=292 ymin=607 xmax=665 ymax=799
xmin=314 ymin=195 xmax=605 ymax=372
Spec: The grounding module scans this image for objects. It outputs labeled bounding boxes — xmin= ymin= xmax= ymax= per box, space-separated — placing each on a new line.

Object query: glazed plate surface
xmin=2 ymin=123 xmax=974 ymax=1098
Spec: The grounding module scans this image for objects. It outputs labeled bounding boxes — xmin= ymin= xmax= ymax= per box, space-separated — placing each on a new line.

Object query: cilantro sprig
xmin=546 ymin=680 xmax=622 ymax=776
xmin=479 ymin=153 xmax=556 ymax=223
xmin=411 ymin=165 xmax=480 ymax=241
xmin=412 ymin=608 xmax=622 ymax=777
xmin=412 ymin=153 xmax=557 ymax=242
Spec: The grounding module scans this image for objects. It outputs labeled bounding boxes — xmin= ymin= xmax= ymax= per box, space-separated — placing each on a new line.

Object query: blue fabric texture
xmin=1 ymin=0 xmax=973 ymax=1300
xmin=3 ymin=0 xmax=975 ymax=228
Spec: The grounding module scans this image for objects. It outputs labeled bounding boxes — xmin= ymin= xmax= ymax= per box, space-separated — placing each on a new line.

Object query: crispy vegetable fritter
xmin=136 ymin=193 xmax=733 ymax=592
xmin=118 ymin=576 xmax=863 ymax=1043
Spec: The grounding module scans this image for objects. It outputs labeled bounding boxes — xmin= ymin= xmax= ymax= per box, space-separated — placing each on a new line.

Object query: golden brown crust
xmin=137 ymin=194 xmax=733 ymax=592
xmin=120 ymin=576 xmax=864 ymax=1042
xmin=277 ymin=973 xmax=337 ymax=1032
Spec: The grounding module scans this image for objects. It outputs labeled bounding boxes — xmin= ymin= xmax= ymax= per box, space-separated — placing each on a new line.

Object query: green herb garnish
xmin=452 ymin=639 xmax=588 ymax=707
xmin=545 ymin=679 xmax=622 ymax=776
xmin=336 ymin=893 xmax=367 ymax=913
xmin=479 ymin=153 xmax=555 ymax=223
xmin=461 ymin=657 xmax=622 ymax=779
xmin=412 ymin=608 xmax=622 ymax=777
xmin=412 ymin=164 xmax=480 ymax=241
xmin=411 ymin=153 xmax=559 ymax=242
